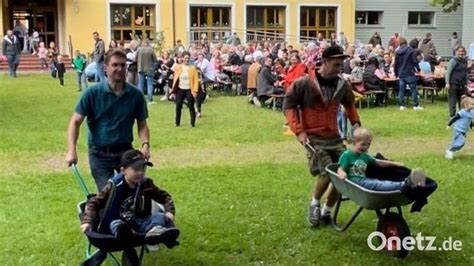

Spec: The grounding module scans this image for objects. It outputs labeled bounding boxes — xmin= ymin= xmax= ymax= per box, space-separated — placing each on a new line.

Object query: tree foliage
xmin=430 ymin=0 xmax=462 ymax=13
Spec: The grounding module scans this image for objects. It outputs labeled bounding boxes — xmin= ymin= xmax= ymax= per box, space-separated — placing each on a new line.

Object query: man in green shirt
xmin=66 ymin=49 xmax=151 ymax=191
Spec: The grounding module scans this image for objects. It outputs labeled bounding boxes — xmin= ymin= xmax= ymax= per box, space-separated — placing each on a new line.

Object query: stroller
xmin=70 ymin=164 xmax=171 ymax=265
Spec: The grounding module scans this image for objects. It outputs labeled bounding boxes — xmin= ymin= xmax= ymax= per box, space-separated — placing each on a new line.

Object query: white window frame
xmin=355 ymin=11 xmax=384 ymax=28
xmin=106 ymin=0 xmax=160 ymax=44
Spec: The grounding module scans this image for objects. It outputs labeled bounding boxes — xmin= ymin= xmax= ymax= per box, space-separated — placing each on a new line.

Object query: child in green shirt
xmin=72 ymin=50 xmax=88 ymax=91
xmin=337 ymin=127 xmax=426 ymax=191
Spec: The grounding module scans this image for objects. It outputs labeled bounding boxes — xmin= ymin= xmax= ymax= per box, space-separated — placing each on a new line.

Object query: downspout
xmin=172 ymin=0 xmax=176 ymax=46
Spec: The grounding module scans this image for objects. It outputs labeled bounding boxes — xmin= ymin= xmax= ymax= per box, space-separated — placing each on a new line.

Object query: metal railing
xmin=187 ymin=28 xmax=323 ymax=45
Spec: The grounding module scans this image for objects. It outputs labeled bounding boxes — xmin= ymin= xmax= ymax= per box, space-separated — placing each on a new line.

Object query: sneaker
xmin=253 ymin=97 xmax=262 ymax=107
xmin=145 ymin=226 xmax=180 ymax=247
xmin=160 ymin=95 xmax=168 ymax=101
xmin=445 ymin=150 xmax=454 ymax=160
xmin=308 ymin=204 xmax=321 ymax=228
xmin=146 ymin=245 xmax=159 ymax=252
xmin=399 ymin=106 xmax=407 ymax=111
xmin=321 ymin=213 xmax=332 ymax=224
xmin=409 ymin=169 xmax=426 ymax=187
xmin=413 ymin=105 xmax=424 ymax=110
xmin=148 ymin=101 xmax=156 ymax=105
xmin=196 ymin=112 xmax=201 ymax=118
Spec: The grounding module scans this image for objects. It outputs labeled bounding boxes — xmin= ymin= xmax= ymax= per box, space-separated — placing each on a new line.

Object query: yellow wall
xmin=0 ymin=0 xmax=354 ymax=55
xmin=64 ymin=0 xmax=107 ymax=56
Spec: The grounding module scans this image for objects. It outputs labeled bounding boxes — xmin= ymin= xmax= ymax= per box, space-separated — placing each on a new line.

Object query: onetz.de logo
xmin=367 ymin=232 xmax=462 ymax=251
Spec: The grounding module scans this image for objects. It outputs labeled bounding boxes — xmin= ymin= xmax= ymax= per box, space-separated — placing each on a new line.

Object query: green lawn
xmin=0 ymin=73 xmax=472 ymax=265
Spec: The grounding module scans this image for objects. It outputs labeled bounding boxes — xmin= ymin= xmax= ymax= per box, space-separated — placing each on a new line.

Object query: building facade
xmin=0 ymin=0 xmax=356 ymax=55
xmin=355 ymin=0 xmax=465 ymax=56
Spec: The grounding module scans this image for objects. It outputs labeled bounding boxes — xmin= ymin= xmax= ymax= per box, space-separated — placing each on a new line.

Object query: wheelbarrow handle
xmin=304 ymin=142 xmax=316 ymax=154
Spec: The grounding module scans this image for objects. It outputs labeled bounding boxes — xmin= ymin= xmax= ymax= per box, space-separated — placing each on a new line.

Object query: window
xmin=355 ymin=11 xmax=383 ymax=26
xmin=246 ymin=6 xmax=286 ymax=42
xmin=408 ymin=12 xmax=434 ymax=26
xmin=110 ymin=4 xmax=156 ymax=42
xmin=299 ymin=7 xmax=337 ymax=42
xmin=190 ymin=6 xmax=231 ymax=43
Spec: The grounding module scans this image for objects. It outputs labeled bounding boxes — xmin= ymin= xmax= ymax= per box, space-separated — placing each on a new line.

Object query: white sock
xmin=311 ymin=198 xmax=320 ymax=206
xmin=322 ymin=204 xmax=333 ymax=215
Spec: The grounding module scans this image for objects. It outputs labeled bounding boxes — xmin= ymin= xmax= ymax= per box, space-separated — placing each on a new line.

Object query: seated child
xmin=445 ymin=95 xmax=474 ymax=159
xmin=81 ymin=149 xmax=180 ymax=248
xmin=337 ymin=127 xmax=426 ymax=191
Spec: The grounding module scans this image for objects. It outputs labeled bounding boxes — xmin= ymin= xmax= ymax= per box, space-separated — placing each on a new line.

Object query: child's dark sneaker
xmin=145 ymin=226 xmax=180 ymax=246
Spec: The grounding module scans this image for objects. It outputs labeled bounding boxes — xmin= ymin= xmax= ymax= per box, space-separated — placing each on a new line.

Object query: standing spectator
xmin=2 ymin=30 xmax=21 ymax=77
xmin=226 ymin=32 xmax=241 ymax=46
xmin=363 ymin=57 xmax=386 ymax=106
xmin=449 ymin=32 xmax=461 ymax=56
xmin=72 ymin=50 xmax=88 ymax=91
xmin=368 ymin=32 xmax=382 ymax=47
xmin=329 ymin=33 xmax=337 ymax=46
xmin=12 ymin=20 xmax=27 ymax=52
xmin=388 ymin=33 xmax=400 ymax=49
xmin=283 ymin=45 xmax=361 ymax=227
xmin=173 ymin=40 xmax=185 ymax=55
xmin=47 ymin=41 xmax=59 ymax=78
xmin=56 ymin=55 xmax=66 ymax=87
xmin=338 ymin=32 xmax=348 ymax=48
xmin=171 ymin=52 xmax=199 ymax=127
xmin=394 ymin=38 xmax=423 ymax=110
xmin=419 ymin=33 xmax=438 ymax=72
xmin=108 ymin=39 xmax=119 ymax=51
xmin=240 ymin=55 xmax=253 ymax=96
xmin=136 ymin=39 xmax=158 ymax=104
xmin=125 ymin=40 xmax=138 ymax=85
xmin=446 ymin=46 xmax=470 ymax=118
xmin=92 ymin=32 xmax=106 ymax=82
xmin=37 ymin=41 xmax=48 ymax=72
xmin=156 ymin=51 xmax=175 ymax=100
xmin=66 ymin=49 xmax=151 ymax=191
xmin=30 ymin=29 xmax=39 ymax=55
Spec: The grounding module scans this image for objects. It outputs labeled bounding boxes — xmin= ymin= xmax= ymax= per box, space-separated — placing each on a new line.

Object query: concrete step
xmin=0 ymin=53 xmax=74 ymax=71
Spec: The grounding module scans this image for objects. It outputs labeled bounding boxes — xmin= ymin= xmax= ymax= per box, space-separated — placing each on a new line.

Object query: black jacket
xmin=394 ymin=45 xmax=420 ymax=78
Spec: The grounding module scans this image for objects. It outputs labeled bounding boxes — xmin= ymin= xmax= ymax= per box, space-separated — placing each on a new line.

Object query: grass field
xmin=0 ymin=73 xmax=472 ymax=265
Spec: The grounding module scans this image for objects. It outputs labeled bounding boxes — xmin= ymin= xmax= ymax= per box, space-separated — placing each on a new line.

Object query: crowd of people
xmin=2 ymin=26 xmax=471 ymax=263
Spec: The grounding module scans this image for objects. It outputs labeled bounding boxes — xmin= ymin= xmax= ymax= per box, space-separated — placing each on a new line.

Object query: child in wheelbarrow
xmin=81 ymin=150 xmax=180 ymax=261
xmin=337 ymin=127 xmax=426 ymax=191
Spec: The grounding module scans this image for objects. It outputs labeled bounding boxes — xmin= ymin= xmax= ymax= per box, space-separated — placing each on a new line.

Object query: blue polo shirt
xmin=75 ymin=81 xmax=148 ymax=147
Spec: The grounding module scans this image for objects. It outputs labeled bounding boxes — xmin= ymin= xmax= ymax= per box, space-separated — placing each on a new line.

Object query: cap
xmin=120 ymin=150 xmax=153 ymax=168
xmin=322 ymin=45 xmax=350 ymax=59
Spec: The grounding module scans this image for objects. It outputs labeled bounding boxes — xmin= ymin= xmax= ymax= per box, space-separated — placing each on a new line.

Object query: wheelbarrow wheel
xmin=376 ymin=212 xmax=411 ymax=258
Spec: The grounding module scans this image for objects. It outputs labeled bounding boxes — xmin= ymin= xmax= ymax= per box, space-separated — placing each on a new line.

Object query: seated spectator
xmin=363 ymin=57 xmax=386 ymax=106
xmin=227 ymin=47 xmax=242 ymax=66
xmin=283 ymin=54 xmax=307 ymax=92
xmin=255 ymin=57 xmax=280 ymax=107
xmin=350 ymin=58 xmax=363 ymax=82
xmin=195 ymin=52 xmax=214 ymax=83
xmin=383 ymin=53 xmax=394 ymax=77
xmin=247 ymin=55 xmax=262 ymax=104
